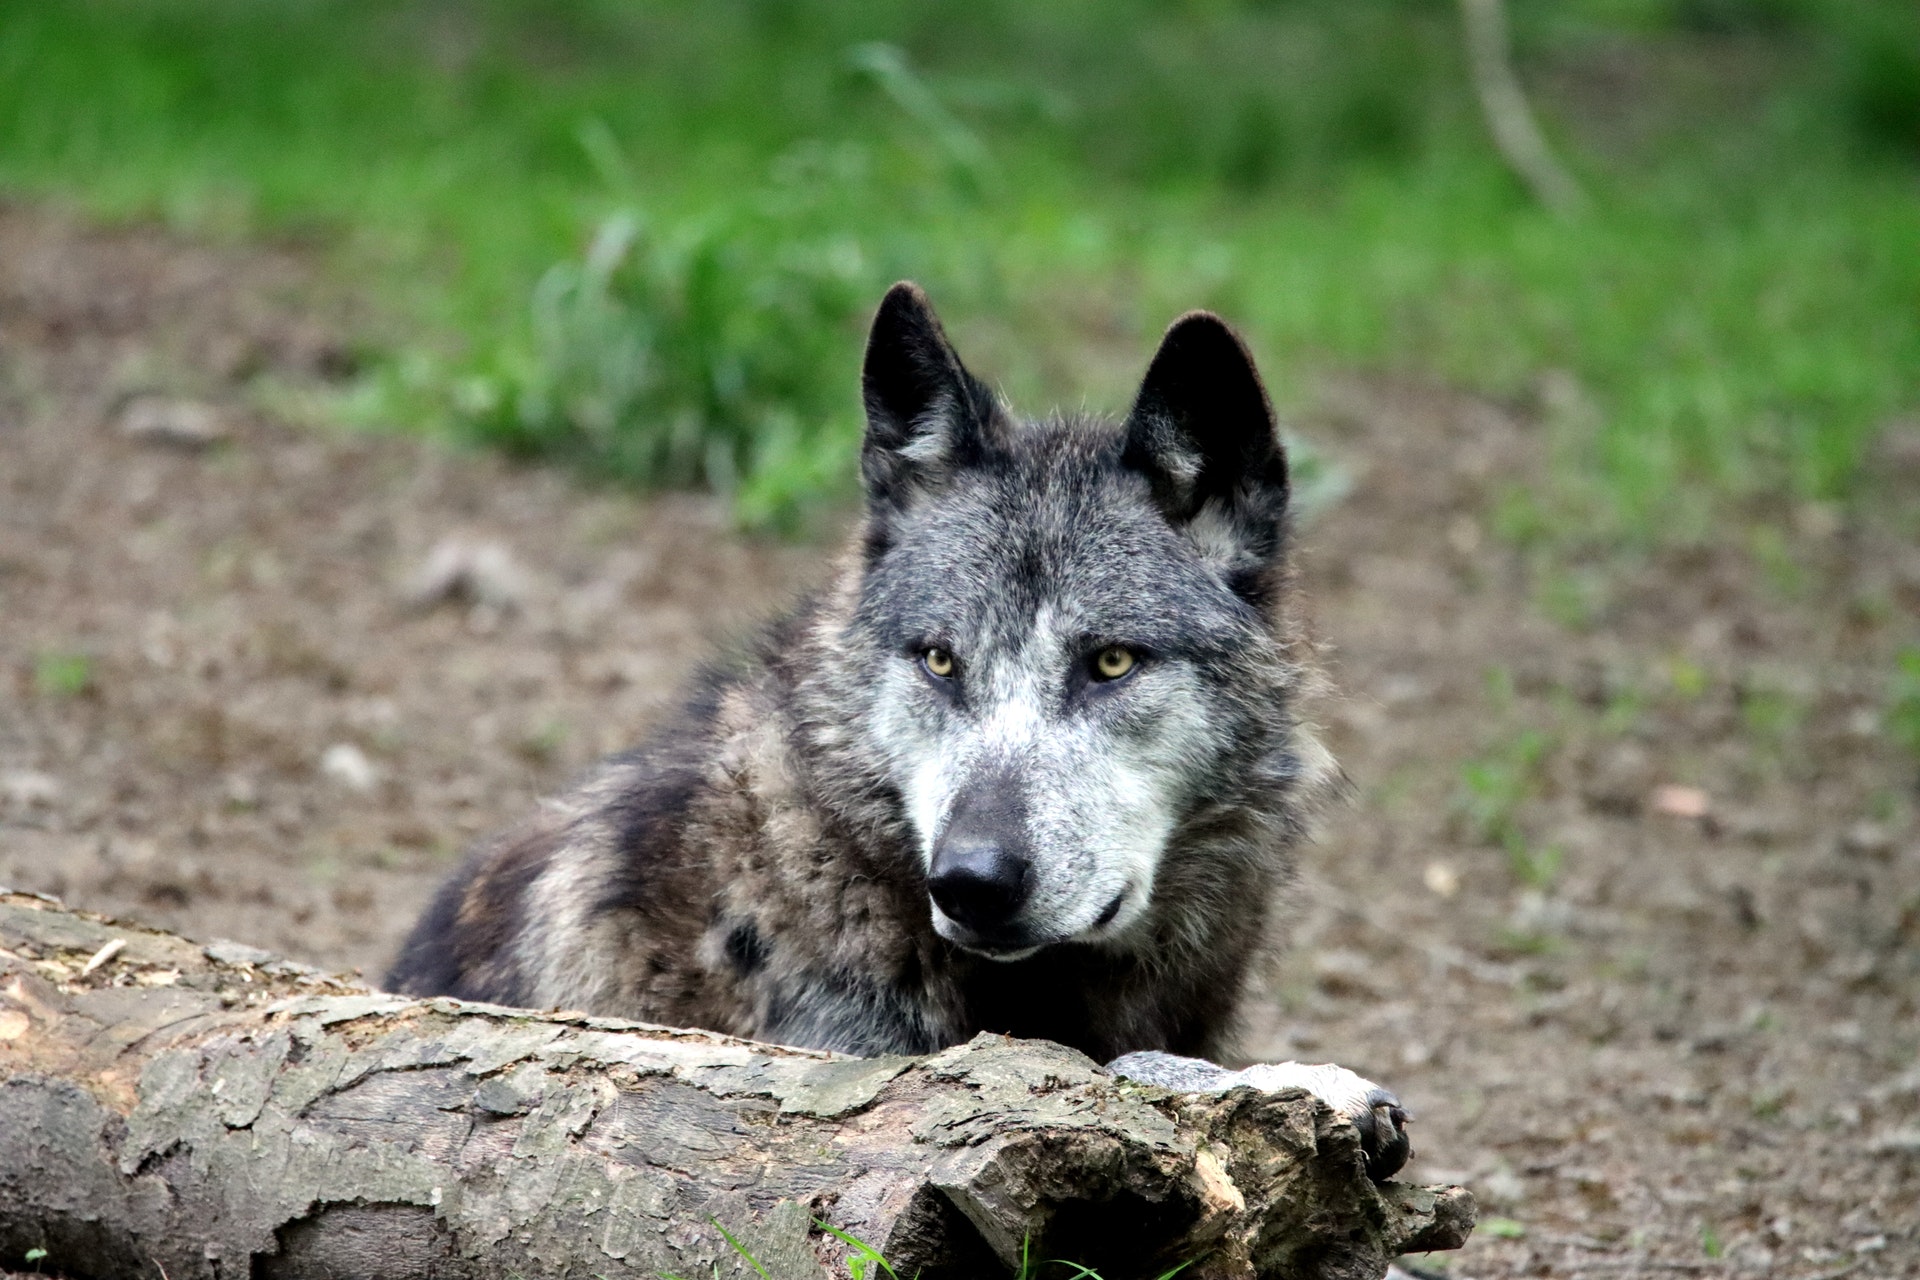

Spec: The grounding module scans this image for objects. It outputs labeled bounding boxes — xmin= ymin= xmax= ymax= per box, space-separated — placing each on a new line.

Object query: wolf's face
xmin=840 ymin=285 xmax=1296 ymax=959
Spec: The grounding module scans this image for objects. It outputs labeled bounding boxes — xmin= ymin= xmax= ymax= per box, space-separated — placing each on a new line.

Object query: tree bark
xmin=0 ymin=890 xmax=1473 ymax=1280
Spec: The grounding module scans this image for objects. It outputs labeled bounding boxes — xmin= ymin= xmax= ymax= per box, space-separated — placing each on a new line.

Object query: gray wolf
xmin=388 ymin=283 xmax=1410 ymax=1177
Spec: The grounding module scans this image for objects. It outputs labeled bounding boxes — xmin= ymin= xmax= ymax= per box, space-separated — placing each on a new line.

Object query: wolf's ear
xmin=1122 ymin=312 xmax=1289 ymax=584
xmin=861 ymin=282 xmax=1001 ymax=509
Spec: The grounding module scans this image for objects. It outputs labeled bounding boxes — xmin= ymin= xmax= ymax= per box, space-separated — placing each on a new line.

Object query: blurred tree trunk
xmin=1459 ymin=0 xmax=1589 ymax=215
xmin=0 ymin=892 xmax=1471 ymax=1280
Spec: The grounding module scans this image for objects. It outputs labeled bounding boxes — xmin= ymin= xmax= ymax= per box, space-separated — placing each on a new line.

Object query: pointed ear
xmin=860 ymin=282 xmax=1001 ymax=510
xmin=1122 ymin=313 xmax=1290 ymax=590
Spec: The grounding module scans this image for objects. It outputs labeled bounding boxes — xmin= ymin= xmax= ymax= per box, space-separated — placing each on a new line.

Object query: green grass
xmin=661 ymin=1217 xmax=1192 ymax=1280
xmin=32 ymin=651 xmax=95 ymax=698
xmin=2 ymin=0 xmax=1915 ymax=535
xmin=1888 ymin=647 xmax=1920 ymax=763
xmin=1452 ymin=715 xmax=1570 ymax=892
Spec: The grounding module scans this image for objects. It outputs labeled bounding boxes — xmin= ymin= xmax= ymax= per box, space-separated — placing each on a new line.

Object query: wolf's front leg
xmin=1107 ymin=1051 xmax=1412 ymax=1181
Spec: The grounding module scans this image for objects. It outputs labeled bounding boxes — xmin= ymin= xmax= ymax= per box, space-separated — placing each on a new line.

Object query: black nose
xmin=929 ymin=839 xmax=1032 ymax=933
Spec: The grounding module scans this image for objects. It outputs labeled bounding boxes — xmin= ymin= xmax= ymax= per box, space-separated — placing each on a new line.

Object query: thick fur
xmin=388 ymin=284 xmax=1341 ymax=1067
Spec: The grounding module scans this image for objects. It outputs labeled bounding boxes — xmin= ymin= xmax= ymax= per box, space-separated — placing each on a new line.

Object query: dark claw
xmin=1352 ymin=1087 xmax=1413 ymax=1182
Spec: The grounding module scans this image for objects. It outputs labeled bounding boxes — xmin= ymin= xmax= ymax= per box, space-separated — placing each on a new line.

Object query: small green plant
xmin=1749 ymin=524 xmax=1808 ymax=596
xmin=660 ymin=1216 xmax=817 ymax=1280
xmin=1887 ymin=646 xmax=1920 ymax=760
xmin=811 ymin=1220 xmax=900 ymax=1280
xmin=1598 ymin=687 xmax=1645 ymax=737
xmin=517 ymin=720 xmax=570 ymax=765
xmin=1665 ymin=657 xmax=1709 ymax=702
xmin=645 ymin=1220 xmax=1198 ymax=1280
xmin=713 ymin=1218 xmax=771 ymax=1280
xmin=24 ymin=1247 xmax=48 ymax=1271
xmin=33 ymin=651 xmax=94 ymax=697
xmin=1483 ymin=666 xmax=1517 ymax=714
xmin=1495 ymin=923 xmax=1562 ymax=956
xmin=463 ymin=192 xmax=877 ymax=528
xmin=1505 ymin=837 xmax=1563 ymax=892
xmin=1456 ymin=730 xmax=1563 ymax=889
xmin=1700 ymin=1221 xmax=1724 ymax=1259
xmin=1454 ymin=729 xmax=1552 ymax=850
xmin=663 ymin=1217 xmax=1198 ymax=1280
xmin=1032 ymin=1262 xmax=1195 ymax=1280
xmin=1537 ymin=568 xmax=1605 ymax=632
xmin=1480 ymin=1217 xmax=1527 ymax=1240
xmin=1015 ymin=1253 xmax=1194 ymax=1280
xmin=1736 ymin=683 xmax=1803 ymax=749
xmin=1490 ymin=486 xmax=1553 ymax=551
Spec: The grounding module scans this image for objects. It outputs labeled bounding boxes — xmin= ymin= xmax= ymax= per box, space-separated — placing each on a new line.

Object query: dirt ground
xmin=2 ymin=204 xmax=1916 ymax=1279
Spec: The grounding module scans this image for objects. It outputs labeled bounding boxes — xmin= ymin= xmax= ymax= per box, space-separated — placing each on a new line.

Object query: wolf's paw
xmin=1234 ymin=1061 xmax=1412 ymax=1181
xmin=1107 ymin=1052 xmax=1412 ymax=1182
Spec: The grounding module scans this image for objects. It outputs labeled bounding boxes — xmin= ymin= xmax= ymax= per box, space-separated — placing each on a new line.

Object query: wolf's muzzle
xmin=929 ymin=771 xmax=1052 ymax=951
xmin=928 ymin=777 xmax=1037 ymax=941
xmin=928 ymin=837 xmax=1033 ymax=935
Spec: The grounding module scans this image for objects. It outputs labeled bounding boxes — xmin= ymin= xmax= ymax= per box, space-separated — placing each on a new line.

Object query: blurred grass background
xmin=1 ymin=0 xmax=1914 ymax=535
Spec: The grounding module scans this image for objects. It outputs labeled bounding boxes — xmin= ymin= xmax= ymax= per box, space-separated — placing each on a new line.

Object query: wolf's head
xmin=822 ymin=283 xmax=1321 ymax=961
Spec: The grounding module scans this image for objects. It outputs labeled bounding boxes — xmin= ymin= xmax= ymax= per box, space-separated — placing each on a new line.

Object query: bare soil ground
xmin=2 ymin=204 xmax=1916 ymax=1279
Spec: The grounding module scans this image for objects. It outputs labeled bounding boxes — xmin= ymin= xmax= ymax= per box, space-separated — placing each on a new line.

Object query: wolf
xmin=388 ymin=282 xmax=1410 ymax=1178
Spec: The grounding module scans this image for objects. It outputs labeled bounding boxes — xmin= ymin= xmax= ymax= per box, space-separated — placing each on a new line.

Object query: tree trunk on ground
xmin=0 ymin=890 xmax=1472 ymax=1280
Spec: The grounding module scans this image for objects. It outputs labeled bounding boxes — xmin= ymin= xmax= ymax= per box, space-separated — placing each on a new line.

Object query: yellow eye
xmin=923 ymin=647 xmax=955 ymax=678
xmin=1094 ymin=646 xmax=1136 ymax=681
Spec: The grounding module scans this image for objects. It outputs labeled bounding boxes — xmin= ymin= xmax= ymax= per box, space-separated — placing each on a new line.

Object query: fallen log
xmin=0 ymin=890 xmax=1472 ymax=1280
